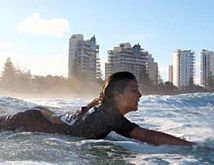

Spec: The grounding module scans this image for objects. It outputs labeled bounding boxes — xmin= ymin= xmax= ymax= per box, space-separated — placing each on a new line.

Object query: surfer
xmin=0 ymin=71 xmax=194 ymax=146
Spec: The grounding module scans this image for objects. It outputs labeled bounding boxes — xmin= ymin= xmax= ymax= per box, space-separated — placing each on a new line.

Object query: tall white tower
xmin=200 ymin=49 xmax=214 ymax=87
xmin=173 ymin=49 xmax=195 ymax=88
xmin=68 ymin=34 xmax=99 ymax=80
xmin=168 ymin=65 xmax=173 ymax=83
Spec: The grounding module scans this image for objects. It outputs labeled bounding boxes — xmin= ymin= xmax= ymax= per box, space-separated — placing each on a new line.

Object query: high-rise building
xmin=147 ymin=56 xmax=158 ymax=85
xmin=105 ymin=43 xmax=158 ymax=84
xmin=68 ymin=34 xmax=99 ymax=80
xmin=173 ymin=49 xmax=195 ymax=88
xmin=200 ymin=49 xmax=214 ymax=87
xmin=168 ymin=65 xmax=173 ymax=83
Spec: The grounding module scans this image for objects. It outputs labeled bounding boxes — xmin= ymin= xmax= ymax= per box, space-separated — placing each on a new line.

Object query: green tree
xmin=1 ymin=57 xmax=17 ymax=89
xmin=15 ymin=69 xmax=32 ymax=92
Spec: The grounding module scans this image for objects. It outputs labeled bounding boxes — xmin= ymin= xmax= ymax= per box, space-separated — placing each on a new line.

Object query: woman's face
xmin=114 ymin=79 xmax=142 ymax=114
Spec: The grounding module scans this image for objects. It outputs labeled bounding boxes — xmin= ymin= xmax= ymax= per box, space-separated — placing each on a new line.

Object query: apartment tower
xmin=68 ymin=34 xmax=100 ymax=80
xmin=200 ymin=49 xmax=214 ymax=87
xmin=168 ymin=65 xmax=173 ymax=83
xmin=173 ymin=49 xmax=195 ymax=88
xmin=105 ymin=43 xmax=158 ymax=84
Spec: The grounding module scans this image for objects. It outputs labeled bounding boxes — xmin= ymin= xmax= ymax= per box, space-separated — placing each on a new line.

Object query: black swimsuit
xmin=0 ymin=104 xmax=138 ymax=139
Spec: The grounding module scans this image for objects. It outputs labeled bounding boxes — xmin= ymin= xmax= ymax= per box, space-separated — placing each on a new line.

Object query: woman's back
xmin=65 ymin=104 xmax=138 ymax=139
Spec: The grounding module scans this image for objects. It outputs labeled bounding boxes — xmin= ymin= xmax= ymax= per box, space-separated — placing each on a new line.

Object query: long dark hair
xmin=86 ymin=72 xmax=136 ymax=108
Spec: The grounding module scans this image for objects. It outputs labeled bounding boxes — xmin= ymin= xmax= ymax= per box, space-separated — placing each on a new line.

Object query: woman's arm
xmin=39 ymin=108 xmax=63 ymax=124
xmin=130 ymin=126 xmax=194 ymax=146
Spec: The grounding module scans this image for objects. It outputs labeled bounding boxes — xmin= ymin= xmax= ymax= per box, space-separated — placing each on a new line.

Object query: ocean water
xmin=0 ymin=92 xmax=213 ymax=165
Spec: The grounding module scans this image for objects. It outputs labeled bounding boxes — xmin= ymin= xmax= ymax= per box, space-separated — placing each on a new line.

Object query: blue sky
xmin=0 ymin=0 xmax=214 ymax=82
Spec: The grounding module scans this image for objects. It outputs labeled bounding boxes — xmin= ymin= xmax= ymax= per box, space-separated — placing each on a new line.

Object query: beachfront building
xmin=68 ymin=34 xmax=100 ymax=80
xmin=200 ymin=49 xmax=214 ymax=88
xmin=147 ymin=56 xmax=159 ymax=85
xmin=168 ymin=65 xmax=173 ymax=83
xmin=105 ymin=43 xmax=158 ymax=84
xmin=173 ymin=49 xmax=195 ymax=88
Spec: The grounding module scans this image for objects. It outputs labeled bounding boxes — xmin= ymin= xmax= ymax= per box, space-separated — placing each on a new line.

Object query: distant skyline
xmin=1 ymin=0 xmax=214 ymax=83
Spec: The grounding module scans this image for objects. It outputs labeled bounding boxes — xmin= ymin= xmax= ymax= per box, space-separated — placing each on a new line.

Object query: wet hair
xmin=87 ymin=72 xmax=136 ymax=108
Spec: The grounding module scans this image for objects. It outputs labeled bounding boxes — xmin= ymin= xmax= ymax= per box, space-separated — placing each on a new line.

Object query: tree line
xmin=139 ymin=73 xmax=213 ymax=95
xmin=0 ymin=57 xmax=213 ymax=97
xmin=0 ymin=57 xmax=102 ymax=97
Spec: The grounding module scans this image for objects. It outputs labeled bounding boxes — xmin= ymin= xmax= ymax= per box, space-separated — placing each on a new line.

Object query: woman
xmin=0 ymin=72 xmax=193 ymax=146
